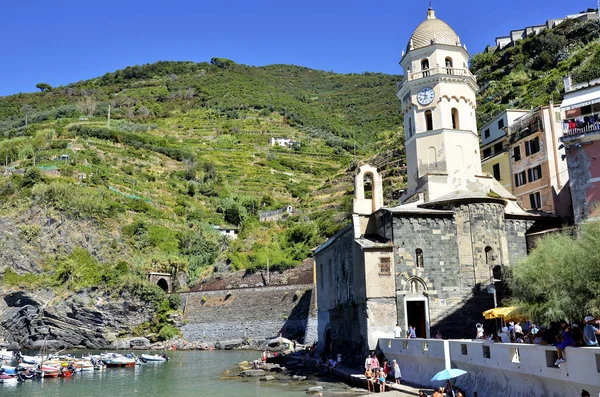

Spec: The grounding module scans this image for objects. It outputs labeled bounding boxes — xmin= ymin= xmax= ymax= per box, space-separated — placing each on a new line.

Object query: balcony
xmin=562 ymin=121 xmax=600 ymax=138
xmin=398 ymin=66 xmax=475 ymax=90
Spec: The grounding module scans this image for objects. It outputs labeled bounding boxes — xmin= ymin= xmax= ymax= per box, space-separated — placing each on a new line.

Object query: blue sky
xmin=0 ymin=0 xmax=595 ymax=96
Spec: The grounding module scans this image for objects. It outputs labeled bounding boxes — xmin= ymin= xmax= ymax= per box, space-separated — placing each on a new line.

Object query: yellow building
xmin=480 ymin=110 xmax=528 ymax=191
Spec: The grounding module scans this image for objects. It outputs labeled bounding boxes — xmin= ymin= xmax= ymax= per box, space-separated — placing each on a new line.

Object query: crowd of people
xmin=363 ymin=353 xmax=402 ymax=392
xmin=473 ymin=316 xmax=600 ymax=365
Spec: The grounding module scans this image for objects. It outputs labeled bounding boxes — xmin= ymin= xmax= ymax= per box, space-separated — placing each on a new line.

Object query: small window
xmin=510 ymin=348 xmax=521 ymax=363
xmin=461 ymin=344 xmax=468 ymax=355
xmin=498 ymin=119 xmax=505 ymax=129
xmin=483 ymin=345 xmax=491 ymax=359
xmin=451 ymin=108 xmax=459 ymax=129
xmin=407 ymin=117 xmax=412 ymax=139
xmin=485 ymin=246 xmax=493 ymax=265
xmin=514 ymin=171 xmax=526 ymax=187
xmin=415 ymin=248 xmax=424 ymax=268
xmin=513 ymin=146 xmax=521 ymax=162
xmin=492 ymin=164 xmax=501 ymax=180
xmin=484 ymin=129 xmax=490 ymax=139
xmin=527 ymin=165 xmax=542 ymax=182
xmin=494 ymin=142 xmax=503 ymax=153
xmin=422 ymin=341 xmax=429 ymax=352
xmin=529 ymin=191 xmax=542 ymax=209
xmin=483 ymin=147 xmax=492 ymax=158
xmin=525 ymin=137 xmax=540 ymax=156
xmin=402 ymin=340 xmax=409 ymax=350
xmin=425 ymin=110 xmax=433 ymax=131
xmin=379 ymin=257 xmax=391 ymax=276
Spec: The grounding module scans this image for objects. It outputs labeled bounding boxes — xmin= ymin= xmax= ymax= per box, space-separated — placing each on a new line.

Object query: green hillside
xmin=471 ymin=16 xmax=600 ymax=126
xmin=0 ymin=60 xmax=406 ymax=293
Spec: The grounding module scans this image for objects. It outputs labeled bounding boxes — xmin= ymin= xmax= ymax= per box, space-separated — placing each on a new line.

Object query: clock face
xmin=417 ymin=87 xmax=435 ymax=106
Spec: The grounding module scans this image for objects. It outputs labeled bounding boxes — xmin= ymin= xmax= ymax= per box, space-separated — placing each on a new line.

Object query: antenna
xmin=429 ymin=0 xmax=432 ymax=8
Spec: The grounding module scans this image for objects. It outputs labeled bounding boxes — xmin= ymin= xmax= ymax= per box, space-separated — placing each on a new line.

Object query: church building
xmin=314 ymin=8 xmax=556 ymax=352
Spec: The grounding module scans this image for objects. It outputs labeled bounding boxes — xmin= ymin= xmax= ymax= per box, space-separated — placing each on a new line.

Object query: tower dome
xmin=406 ymin=8 xmax=461 ymax=53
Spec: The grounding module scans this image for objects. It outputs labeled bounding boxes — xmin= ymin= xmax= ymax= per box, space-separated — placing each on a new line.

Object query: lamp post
xmin=487 ymin=278 xmax=502 ymax=330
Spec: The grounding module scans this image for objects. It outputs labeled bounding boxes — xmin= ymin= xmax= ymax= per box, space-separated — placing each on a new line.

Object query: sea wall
xmin=181 ymin=284 xmax=317 ymax=344
xmin=379 ymin=338 xmax=600 ymax=397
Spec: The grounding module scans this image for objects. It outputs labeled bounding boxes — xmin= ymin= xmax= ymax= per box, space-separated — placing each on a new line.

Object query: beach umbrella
xmin=430 ymin=368 xmax=467 ymax=382
xmin=482 ymin=306 xmax=525 ymax=322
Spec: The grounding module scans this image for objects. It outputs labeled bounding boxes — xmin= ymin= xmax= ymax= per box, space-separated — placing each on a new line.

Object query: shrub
xmin=157 ymin=324 xmax=180 ymax=340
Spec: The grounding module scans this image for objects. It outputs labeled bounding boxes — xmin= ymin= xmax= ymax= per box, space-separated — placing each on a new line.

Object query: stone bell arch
xmin=353 ymin=164 xmax=383 ymax=215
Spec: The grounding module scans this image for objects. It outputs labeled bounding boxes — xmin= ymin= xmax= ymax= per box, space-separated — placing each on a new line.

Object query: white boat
xmin=0 ymin=350 xmax=13 ymax=361
xmin=0 ymin=375 xmax=18 ymax=384
xmin=0 ymin=365 xmax=15 ymax=375
xmin=21 ymin=355 xmax=43 ymax=365
xmin=101 ymin=353 xmax=136 ymax=367
xmin=140 ymin=354 xmax=168 ymax=362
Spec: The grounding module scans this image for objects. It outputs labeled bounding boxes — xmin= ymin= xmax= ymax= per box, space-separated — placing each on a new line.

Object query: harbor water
xmin=1 ymin=350 xmax=361 ymax=397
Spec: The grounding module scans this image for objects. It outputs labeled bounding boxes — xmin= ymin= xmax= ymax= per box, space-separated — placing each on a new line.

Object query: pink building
xmin=561 ymin=74 xmax=600 ymax=224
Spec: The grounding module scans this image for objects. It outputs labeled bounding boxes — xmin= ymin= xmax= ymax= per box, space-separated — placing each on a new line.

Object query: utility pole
xmin=25 ymin=112 xmax=28 ymax=127
xmin=266 ymin=257 xmax=270 ymax=285
xmin=107 ymin=105 xmax=111 ymax=127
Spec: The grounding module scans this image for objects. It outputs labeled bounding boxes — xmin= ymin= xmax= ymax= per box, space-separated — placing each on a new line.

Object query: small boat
xmin=140 ymin=354 xmax=168 ymax=362
xmin=21 ymin=355 xmax=43 ymax=365
xmin=73 ymin=361 xmax=94 ymax=371
xmin=0 ymin=350 xmax=13 ymax=361
xmin=41 ymin=365 xmax=60 ymax=378
xmin=0 ymin=365 xmax=16 ymax=375
xmin=17 ymin=370 xmax=40 ymax=381
xmin=0 ymin=374 xmax=18 ymax=384
xmin=102 ymin=354 xmax=136 ymax=368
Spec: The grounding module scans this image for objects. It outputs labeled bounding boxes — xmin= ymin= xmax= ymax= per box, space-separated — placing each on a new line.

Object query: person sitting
xmin=555 ymin=320 xmax=574 ymax=365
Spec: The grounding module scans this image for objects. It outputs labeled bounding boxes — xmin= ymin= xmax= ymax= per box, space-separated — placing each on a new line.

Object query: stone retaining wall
xmin=181 ymin=284 xmax=317 ymax=344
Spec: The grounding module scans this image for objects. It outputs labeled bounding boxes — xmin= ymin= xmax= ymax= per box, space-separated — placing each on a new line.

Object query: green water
xmin=1 ymin=350 xmax=359 ymax=397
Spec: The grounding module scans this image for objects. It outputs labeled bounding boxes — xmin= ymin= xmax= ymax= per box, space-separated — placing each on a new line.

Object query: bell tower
xmin=397 ymin=8 xmax=481 ymax=202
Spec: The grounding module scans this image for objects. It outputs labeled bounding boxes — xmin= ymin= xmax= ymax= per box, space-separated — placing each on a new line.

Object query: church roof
xmin=406 ymin=8 xmax=461 ymax=53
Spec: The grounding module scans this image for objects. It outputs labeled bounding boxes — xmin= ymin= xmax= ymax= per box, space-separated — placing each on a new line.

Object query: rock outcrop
xmin=0 ymin=289 xmax=154 ymax=349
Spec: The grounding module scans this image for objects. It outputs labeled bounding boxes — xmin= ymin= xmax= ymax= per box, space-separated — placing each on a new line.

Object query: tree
xmin=210 ymin=57 xmax=236 ymax=69
xmin=35 ymin=82 xmax=52 ymax=92
xmin=507 ymin=222 xmax=600 ymax=323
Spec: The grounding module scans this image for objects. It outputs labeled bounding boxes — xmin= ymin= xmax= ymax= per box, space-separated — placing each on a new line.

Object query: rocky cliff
xmin=0 ymin=289 xmax=155 ymax=349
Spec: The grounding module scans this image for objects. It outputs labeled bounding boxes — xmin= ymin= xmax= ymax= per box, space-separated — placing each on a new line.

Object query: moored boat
xmin=0 ymin=350 xmax=13 ymax=361
xmin=41 ymin=365 xmax=61 ymax=378
xmin=140 ymin=354 xmax=168 ymax=362
xmin=0 ymin=374 xmax=18 ymax=384
xmin=102 ymin=354 xmax=136 ymax=368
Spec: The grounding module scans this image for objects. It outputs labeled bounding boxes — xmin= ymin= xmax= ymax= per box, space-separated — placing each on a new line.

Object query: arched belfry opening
xmin=451 ymin=108 xmax=460 ymax=129
xmin=445 ymin=57 xmax=453 ymax=73
xmin=353 ymin=164 xmax=383 ymax=215
xmin=421 ymin=59 xmax=430 ymax=77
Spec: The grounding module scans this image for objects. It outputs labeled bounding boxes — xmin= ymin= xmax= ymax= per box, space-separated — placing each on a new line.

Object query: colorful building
xmin=561 ymin=74 xmax=600 ymax=224
xmin=480 ymin=110 xmax=528 ymax=191
xmin=506 ymin=105 xmax=571 ymax=217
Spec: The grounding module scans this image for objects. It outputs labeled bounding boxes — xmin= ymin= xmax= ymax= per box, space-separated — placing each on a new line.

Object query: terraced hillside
xmin=0 ymin=60 xmax=406 ymax=294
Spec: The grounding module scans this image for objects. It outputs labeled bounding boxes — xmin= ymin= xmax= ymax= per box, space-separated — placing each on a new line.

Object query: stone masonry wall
xmin=392 ymin=215 xmax=460 ymax=337
xmin=181 ymin=284 xmax=314 ymax=343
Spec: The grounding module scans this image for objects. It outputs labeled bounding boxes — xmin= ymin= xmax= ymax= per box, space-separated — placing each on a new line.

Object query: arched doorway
xmin=157 ymin=278 xmax=169 ymax=292
xmin=324 ymin=329 xmax=332 ymax=355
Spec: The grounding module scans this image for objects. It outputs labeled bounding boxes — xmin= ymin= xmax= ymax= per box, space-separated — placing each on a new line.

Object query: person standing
xmin=365 ymin=367 xmax=374 ymax=392
xmin=435 ymin=330 xmax=443 ymax=339
xmin=583 ymin=316 xmax=600 ymax=347
xmin=364 ymin=354 xmax=372 ymax=370
xmin=409 ymin=325 xmax=417 ymax=338
xmin=378 ymin=369 xmax=386 ymax=393
xmin=394 ymin=323 xmax=402 ymax=338
xmin=392 ymin=359 xmax=401 ymax=384
xmin=371 ymin=354 xmax=380 ymax=371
